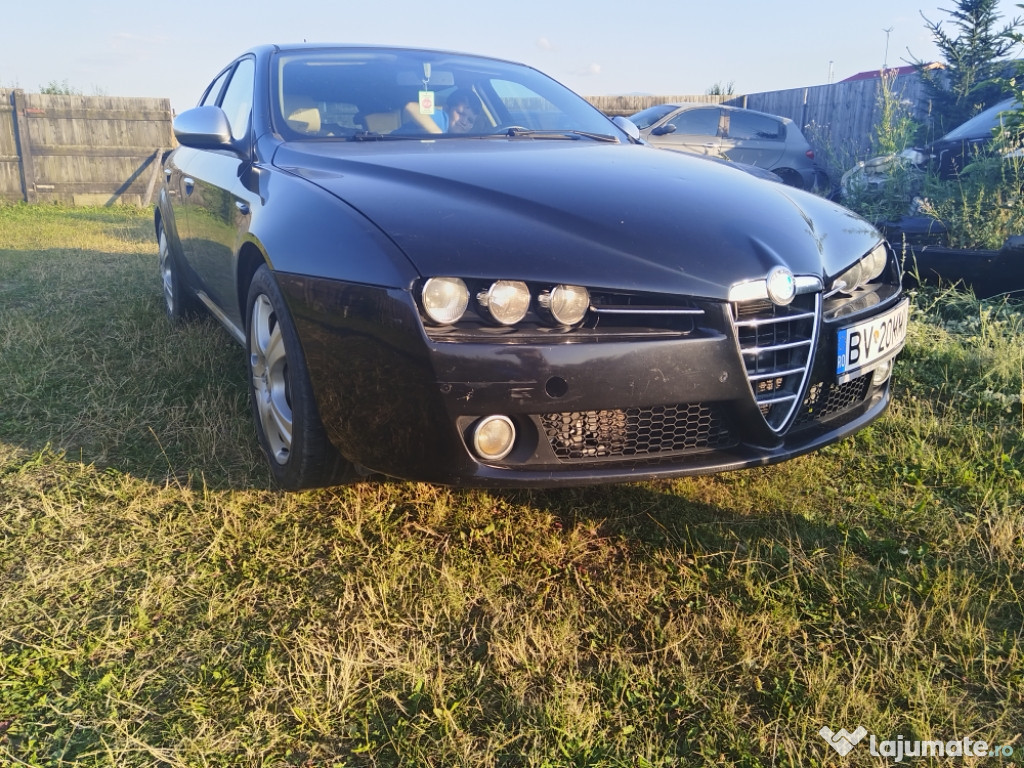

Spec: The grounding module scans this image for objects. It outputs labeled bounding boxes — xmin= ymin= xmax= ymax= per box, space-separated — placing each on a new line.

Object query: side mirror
xmin=611 ymin=115 xmax=640 ymax=141
xmin=651 ymin=123 xmax=677 ymax=136
xmin=173 ymin=106 xmax=235 ymax=151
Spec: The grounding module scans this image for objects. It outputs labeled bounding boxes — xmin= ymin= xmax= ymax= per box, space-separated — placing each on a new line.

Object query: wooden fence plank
xmin=0 ymin=92 xmax=23 ymax=201
xmin=12 ymin=91 xmax=37 ymax=203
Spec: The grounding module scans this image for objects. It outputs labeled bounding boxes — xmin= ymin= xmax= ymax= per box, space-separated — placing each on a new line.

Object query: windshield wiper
xmin=349 ymin=130 xmax=394 ymax=141
xmin=495 ymin=127 xmax=619 ymax=143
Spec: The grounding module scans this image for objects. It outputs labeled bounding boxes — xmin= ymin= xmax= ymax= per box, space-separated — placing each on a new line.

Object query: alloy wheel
xmin=159 ymin=230 xmax=175 ymax=314
xmin=249 ymin=293 xmax=293 ymax=464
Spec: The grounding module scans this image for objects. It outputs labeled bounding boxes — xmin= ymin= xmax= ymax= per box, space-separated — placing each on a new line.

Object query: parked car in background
xmin=156 ymin=43 xmax=908 ymax=490
xmin=841 ymin=97 xmax=1021 ymax=196
xmin=629 ymin=103 xmax=827 ymax=191
xmin=839 ymin=98 xmax=1024 ymax=298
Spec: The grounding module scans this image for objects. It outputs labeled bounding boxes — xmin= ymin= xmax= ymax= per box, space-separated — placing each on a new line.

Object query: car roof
xmin=660 ymin=102 xmax=794 ymax=125
xmin=242 ymin=42 xmax=526 ymax=69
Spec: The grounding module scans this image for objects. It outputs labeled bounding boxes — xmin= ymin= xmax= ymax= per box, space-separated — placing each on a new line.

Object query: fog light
xmin=471 ymin=415 xmax=516 ymax=461
xmin=872 ymin=359 xmax=893 ymax=385
xmin=478 ymin=280 xmax=530 ymax=325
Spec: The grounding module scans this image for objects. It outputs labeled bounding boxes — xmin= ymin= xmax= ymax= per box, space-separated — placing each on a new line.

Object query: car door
xmin=648 ymin=106 xmax=725 ymax=157
xmin=721 ymin=109 xmax=786 ymax=170
xmin=177 ymin=56 xmax=257 ymax=329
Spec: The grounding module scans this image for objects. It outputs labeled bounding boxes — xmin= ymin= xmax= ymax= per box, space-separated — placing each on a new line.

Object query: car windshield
xmin=940 ymin=98 xmax=1021 ymax=142
xmin=271 ymin=48 xmax=624 ymax=141
xmin=628 ymin=104 xmax=679 ymax=129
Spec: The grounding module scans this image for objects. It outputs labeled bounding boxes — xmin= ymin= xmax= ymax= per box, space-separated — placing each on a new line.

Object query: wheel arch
xmin=773 ymin=167 xmax=809 ymax=189
xmin=237 ymin=241 xmax=269 ymax=323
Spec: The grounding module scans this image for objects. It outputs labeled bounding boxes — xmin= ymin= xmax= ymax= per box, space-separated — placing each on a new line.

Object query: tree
xmin=39 ymin=79 xmax=80 ymax=95
xmin=911 ymin=0 xmax=1022 ymax=137
xmin=995 ymin=4 xmax=1024 ymax=144
xmin=705 ymin=81 xmax=735 ymax=97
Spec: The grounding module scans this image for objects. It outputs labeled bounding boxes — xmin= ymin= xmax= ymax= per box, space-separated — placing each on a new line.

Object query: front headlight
xmin=862 ymin=243 xmax=888 ymax=281
xmin=539 ymin=284 xmax=590 ymax=326
xmin=832 ymin=243 xmax=889 ymax=293
xmin=478 ymin=280 xmax=531 ymax=325
xmin=422 ymin=277 xmax=470 ymax=324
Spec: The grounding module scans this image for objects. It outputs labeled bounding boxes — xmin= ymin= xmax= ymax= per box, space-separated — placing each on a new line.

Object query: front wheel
xmin=245 ymin=265 xmax=354 ymax=490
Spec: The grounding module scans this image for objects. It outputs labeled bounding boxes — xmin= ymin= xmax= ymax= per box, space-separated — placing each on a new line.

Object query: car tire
xmin=245 ymin=264 xmax=354 ymax=490
xmin=158 ymin=223 xmax=201 ymax=322
xmin=812 ymin=168 xmax=832 ymax=196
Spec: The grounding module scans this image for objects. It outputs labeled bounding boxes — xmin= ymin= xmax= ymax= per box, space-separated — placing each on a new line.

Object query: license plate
xmin=836 ymin=299 xmax=909 ymax=382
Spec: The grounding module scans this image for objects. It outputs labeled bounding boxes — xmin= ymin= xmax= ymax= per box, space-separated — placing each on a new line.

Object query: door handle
xmin=235 ymin=200 xmax=250 ymax=216
xmin=164 ymin=169 xmax=172 ymax=182
xmin=184 ymin=178 xmax=195 ymax=194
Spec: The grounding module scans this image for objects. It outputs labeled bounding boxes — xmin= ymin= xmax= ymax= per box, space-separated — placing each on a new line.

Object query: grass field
xmin=0 ymin=203 xmax=1021 ymax=767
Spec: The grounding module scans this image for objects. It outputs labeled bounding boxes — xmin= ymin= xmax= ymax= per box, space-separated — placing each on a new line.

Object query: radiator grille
xmin=732 ymin=293 xmax=820 ymax=432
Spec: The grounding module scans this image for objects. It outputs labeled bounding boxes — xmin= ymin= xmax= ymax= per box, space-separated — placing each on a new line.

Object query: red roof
xmin=841 ymin=63 xmax=942 ymax=82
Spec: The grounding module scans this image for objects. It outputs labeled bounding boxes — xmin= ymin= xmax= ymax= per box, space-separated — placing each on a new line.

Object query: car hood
xmin=273 ymin=140 xmax=880 ymax=299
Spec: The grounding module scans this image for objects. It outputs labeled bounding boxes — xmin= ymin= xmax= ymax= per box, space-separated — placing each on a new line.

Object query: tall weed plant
xmin=843 ymin=69 xmax=1024 ymax=251
xmin=841 ymin=72 xmax=927 ymax=223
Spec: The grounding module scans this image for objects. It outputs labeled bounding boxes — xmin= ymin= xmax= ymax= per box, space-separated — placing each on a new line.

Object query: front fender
xmin=246 ymin=164 xmax=421 ymax=290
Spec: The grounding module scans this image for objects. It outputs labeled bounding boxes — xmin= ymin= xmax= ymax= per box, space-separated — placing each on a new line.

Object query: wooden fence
xmin=733 ymin=74 xmax=930 ymax=168
xmin=0 ymin=90 xmax=173 ymax=205
xmin=586 ymin=94 xmax=731 ymax=116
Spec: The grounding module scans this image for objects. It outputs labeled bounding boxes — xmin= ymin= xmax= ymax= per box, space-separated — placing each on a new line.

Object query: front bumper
xmin=281 ymin=273 xmax=902 ymax=487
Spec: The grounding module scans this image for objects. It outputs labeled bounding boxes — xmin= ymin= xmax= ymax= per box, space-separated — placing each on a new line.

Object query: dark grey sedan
xmin=155 ymin=44 xmax=907 ymax=489
xmin=630 ymin=103 xmax=825 ymax=190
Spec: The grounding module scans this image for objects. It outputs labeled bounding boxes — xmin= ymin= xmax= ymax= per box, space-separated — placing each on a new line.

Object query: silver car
xmin=630 ymin=103 xmax=825 ymax=191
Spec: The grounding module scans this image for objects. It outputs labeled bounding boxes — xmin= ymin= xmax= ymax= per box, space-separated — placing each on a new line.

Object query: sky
xmin=2 ymin=0 xmax=1023 ymax=116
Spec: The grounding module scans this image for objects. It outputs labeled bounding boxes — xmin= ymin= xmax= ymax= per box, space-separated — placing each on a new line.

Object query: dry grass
xmin=0 ymin=204 xmax=1021 ymax=767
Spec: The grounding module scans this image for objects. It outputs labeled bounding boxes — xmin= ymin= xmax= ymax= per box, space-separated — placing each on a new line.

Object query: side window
xmin=490 ymin=79 xmax=561 ymax=129
xmin=219 ymin=58 xmax=256 ymax=142
xmin=200 ymin=69 xmax=231 ymax=107
xmin=728 ymin=111 xmax=784 ymax=141
xmin=668 ymin=108 xmax=721 ymax=136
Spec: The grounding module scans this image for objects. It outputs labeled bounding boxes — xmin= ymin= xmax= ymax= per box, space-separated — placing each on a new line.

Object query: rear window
xmin=728 ymin=110 xmax=784 ymax=141
xmin=941 ymin=98 xmax=1020 ymax=141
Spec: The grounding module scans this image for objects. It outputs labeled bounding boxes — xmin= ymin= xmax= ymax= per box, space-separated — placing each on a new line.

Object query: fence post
xmin=11 ymin=90 xmax=36 ymax=203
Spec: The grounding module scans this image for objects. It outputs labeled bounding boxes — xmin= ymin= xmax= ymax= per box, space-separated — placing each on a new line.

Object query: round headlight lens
xmin=471 ymin=415 xmax=516 ymax=461
xmin=479 ymin=280 xmax=530 ymax=325
xmin=541 ymin=284 xmax=590 ymax=325
xmin=422 ymin=277 xmax=469 ymax=325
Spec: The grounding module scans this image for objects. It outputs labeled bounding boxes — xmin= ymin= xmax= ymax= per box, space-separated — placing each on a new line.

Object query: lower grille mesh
xmin=795 ymin=374 xmax=872 ymax=426
xmin=542 ymin=404 xmax=735 ymax=461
